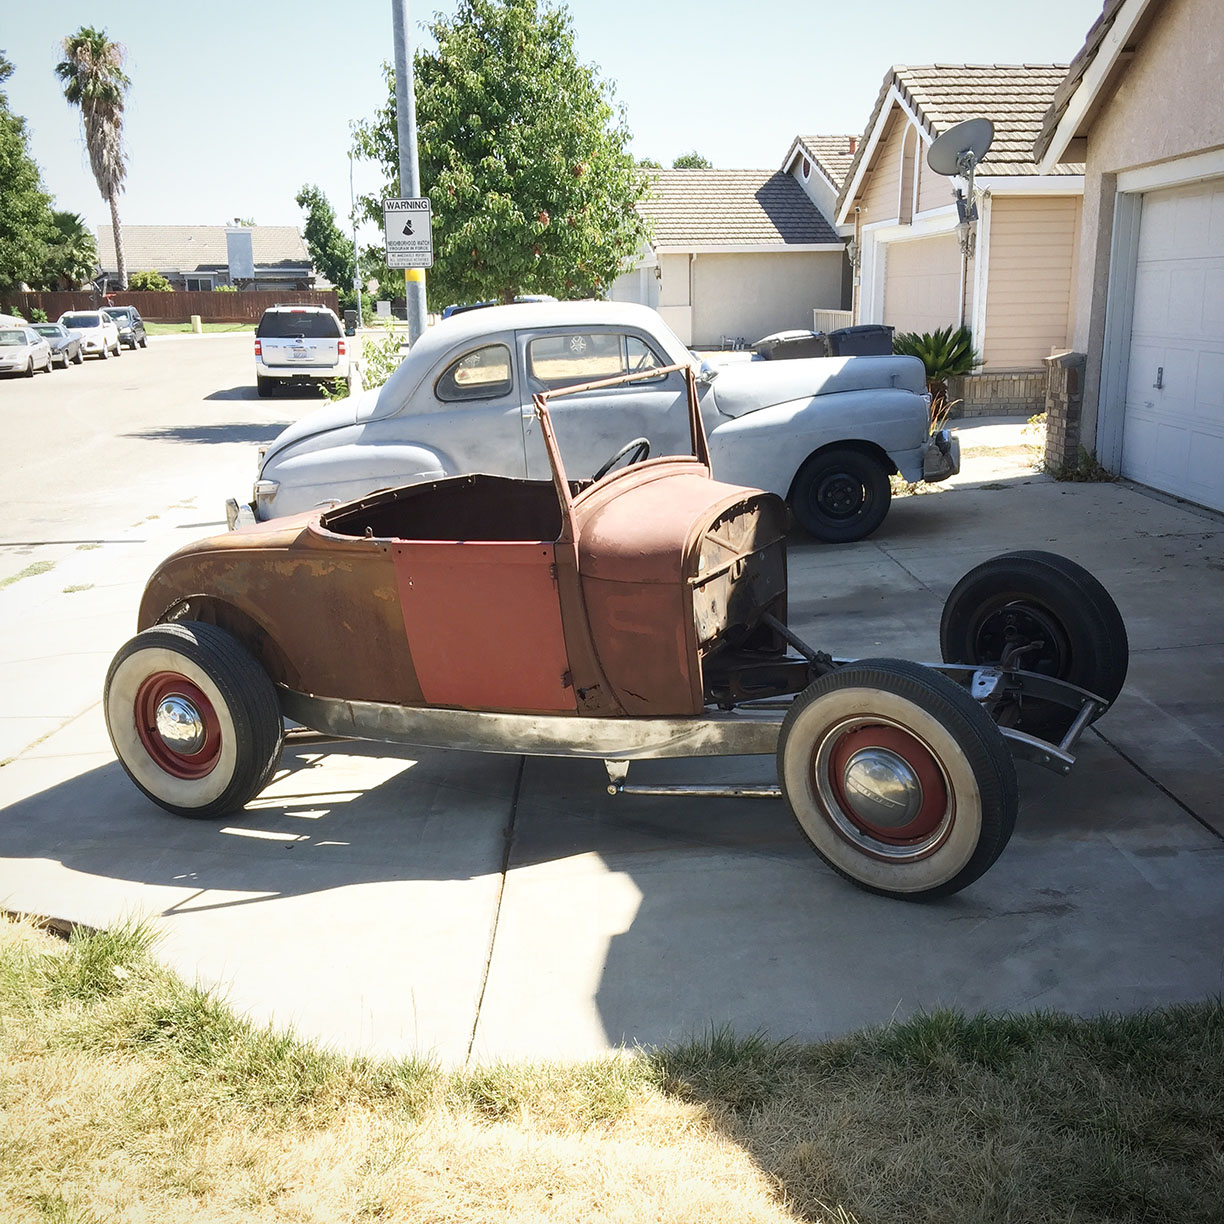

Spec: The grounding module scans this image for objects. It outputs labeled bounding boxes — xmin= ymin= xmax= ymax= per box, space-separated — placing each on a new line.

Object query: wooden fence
xmin=1 ymin=289 xmax=340 ymax=325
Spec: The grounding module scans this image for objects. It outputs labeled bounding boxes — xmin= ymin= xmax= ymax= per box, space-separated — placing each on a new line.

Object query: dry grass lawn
xmin=1 ymin=915 xmax=1220 ymax=1224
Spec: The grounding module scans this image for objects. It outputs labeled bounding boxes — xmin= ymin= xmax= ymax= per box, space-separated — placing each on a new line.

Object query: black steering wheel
xmin=592 ymin=437 xmax=650 ymax=481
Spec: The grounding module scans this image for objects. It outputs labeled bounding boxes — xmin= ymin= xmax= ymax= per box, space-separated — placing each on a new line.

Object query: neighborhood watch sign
xmin=383 ymin=198 xmax=434 ymax=269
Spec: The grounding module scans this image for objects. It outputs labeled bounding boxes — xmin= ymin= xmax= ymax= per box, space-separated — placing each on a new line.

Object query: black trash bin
xmin=753 ymin=329 xmax=831 ymax=360
xmin=826 ymin=324 xmax=894 ymax=356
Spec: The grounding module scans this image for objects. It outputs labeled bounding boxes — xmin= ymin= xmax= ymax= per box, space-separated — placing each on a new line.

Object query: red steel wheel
xmin=105 ymin=621 xmax=283 ymax=819
xmin=133 ymin=672 xmax=223 ymax=780
xmin=777 ymin=658 xmax=1017 ymax=900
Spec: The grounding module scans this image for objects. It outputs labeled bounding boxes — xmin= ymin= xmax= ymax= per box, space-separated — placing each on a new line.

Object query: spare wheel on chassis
xmin=777 ymin=658 xmax=1018 ymax=900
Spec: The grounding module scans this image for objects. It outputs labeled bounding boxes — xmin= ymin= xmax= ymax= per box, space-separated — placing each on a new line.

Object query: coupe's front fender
xmin=258 ymin=438 xmax=449 ymax=520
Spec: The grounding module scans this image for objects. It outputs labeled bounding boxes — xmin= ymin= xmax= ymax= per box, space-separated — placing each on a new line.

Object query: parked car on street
xmin=102 ymin=306 xmax=148 ymax=350
xmin=31 ymin=322 xmax=84 ymax=368
xmin=0 ymin=326 xmax=53 ymax=376
xmin=58 ymin=310 xmax=121 ymax=359
xmin=108 ymin=367 xmax=1126 ymax=901
xmin=254 ymin=304 xmax=349 ymax=396
xmin=233 ymin=302 xmax=957 ymax=542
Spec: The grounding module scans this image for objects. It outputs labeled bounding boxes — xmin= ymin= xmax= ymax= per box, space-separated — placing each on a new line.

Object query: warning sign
xmin=383 ymin=197 xmax=433 ymax=269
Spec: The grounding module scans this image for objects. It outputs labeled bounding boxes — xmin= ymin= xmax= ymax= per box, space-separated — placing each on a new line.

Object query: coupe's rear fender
xmin=707 ymin=388 xmax=928 ymax=496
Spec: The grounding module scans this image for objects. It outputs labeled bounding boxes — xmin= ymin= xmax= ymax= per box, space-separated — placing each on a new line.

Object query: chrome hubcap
xmin=154 ymin=695 xmax=207 ymax=755
xmin=842 ymin=747 xmax=923 ymax=829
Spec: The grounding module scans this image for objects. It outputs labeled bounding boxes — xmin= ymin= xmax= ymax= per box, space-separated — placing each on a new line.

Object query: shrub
xmin=213 ymin=283 xmax=238 ymax=293
xmin=893 ymin=324 xmax=981 ymax=426
xmin=128 ymin=270 xmax=173 ymax=292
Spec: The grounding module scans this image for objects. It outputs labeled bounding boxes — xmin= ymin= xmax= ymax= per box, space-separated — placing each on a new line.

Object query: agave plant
xmin=893 ymin=324 xmax=981 ymax=425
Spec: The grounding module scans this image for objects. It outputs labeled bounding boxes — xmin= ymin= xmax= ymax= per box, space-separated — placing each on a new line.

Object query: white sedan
xmin=235 ymin=302 xmax=957 ymax=542
xmin=57 ymin=310 xmax=122 ymax=359
xmin=0 ymin=326 xmax=53 ymax=377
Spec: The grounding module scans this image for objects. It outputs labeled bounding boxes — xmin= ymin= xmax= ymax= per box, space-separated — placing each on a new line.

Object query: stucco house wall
xmin=1064 ymin=0 xmax=1224 ymax=455
xmin=690 ymin=251 xmax=845 ymax=347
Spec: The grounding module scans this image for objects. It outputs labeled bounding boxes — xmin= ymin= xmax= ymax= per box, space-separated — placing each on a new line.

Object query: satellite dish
xmin=927 ymin=117 xmax=994 ymax=178
xmin=928 ymin=118 xmax=994 ymax=232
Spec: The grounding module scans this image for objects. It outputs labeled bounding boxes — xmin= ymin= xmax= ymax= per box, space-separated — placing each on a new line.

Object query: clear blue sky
xmin=4 ymin=0 xmax=1103 ymax=242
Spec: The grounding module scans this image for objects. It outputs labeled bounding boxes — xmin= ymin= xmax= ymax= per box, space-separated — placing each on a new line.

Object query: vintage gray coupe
xmin=231 ymin=302 xmax=957 ymax=542
xmin=111 ymin=368 xmax=1126 ymax=901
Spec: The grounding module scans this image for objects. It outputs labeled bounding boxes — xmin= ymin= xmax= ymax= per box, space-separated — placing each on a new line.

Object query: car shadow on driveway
xmin=122 ymin=423 xmax=293 ymax=445
xmin=6 ymin=716 xmax=1217 ymax=1066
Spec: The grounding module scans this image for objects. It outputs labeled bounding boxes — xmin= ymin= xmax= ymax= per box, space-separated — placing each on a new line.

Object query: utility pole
xmin=392 ymin=0 xmax=428 ymax=344
xmin=349 ymin=153 xmax=362 ymax=329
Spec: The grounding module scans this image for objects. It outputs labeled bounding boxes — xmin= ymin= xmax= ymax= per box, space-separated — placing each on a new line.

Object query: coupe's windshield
xmin=60 ymin=313 xmax=101 ymax=329
xmin=33 ymin=325 xmax=60 ymax=337
xmin=0 ymin=330 xmax=28 ymax=345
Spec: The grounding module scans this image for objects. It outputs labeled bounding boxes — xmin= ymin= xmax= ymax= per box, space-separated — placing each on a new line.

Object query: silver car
xmin=0 ymin=326 xmax=53 ymax=377
xmin=233 ymin=302 xmax=957 ymax=542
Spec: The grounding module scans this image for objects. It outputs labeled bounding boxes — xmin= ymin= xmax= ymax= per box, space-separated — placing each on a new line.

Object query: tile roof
xmin=640 ymin=169 xmax=842 ymax=248
xmin=837 ymin=63 xmax=1083 ymax=216
xmin=792 ymin=135 xmax=860 ymax=190
xmin=96 ymin=225 xmax=312 ymax=274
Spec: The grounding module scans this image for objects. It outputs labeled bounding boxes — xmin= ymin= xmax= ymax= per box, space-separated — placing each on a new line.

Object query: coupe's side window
xmin=527 ymin=332 xmax=667 ymax=388
xmin=435 ymin=343 xmax=514 ymax=402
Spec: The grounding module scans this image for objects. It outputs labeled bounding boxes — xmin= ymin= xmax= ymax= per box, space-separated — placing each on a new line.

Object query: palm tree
xmin=44 ymin=211 xmax=99 ymax=289
xmin=55 ymin=27 xmax=129 ymax=289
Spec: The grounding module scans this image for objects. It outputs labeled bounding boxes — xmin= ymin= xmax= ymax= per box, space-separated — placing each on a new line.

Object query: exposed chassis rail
xmin=278 ymin=660 xmax=1107 ymax=799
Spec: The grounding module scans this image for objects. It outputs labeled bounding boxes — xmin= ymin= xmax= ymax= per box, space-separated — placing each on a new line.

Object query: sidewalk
xmin=1 ymin=421 xmax=1220 ymax=1065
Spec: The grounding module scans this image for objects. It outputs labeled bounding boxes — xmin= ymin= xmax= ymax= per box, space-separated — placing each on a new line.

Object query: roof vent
xmin=848 ymin=136 xmax=857 ymax=154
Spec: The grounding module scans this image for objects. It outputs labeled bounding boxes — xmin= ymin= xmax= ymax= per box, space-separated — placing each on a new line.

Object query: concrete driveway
xmin=1 ymin=419 xmax=1221 ymax=1065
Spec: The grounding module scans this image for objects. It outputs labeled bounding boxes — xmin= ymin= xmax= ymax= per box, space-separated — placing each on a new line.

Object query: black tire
xmin=73 ymin=350 xmax=84 ymax=365
xmin=256 ymin=375 xmax=273 ymax=398
xmin=777 ymin=658 xmax=1018 ymax=900
xmin=23 ymin=359 xmax=33 ymax=378
xmin=789 ymin=448 xmax=891 ymax=543
xmin=104 ymin=621 xmax=284 ymax=819
xmin=139 ymin=336 xmax=148 ymax=348
xmin=940 ymin=550 xmax=1128 ymax=736
xmin=98 ymin=346 xmax=108 ymax=360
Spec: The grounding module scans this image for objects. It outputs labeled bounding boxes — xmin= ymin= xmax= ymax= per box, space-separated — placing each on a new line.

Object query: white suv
xmin=254 ymin=304 xmax=349 ymax=396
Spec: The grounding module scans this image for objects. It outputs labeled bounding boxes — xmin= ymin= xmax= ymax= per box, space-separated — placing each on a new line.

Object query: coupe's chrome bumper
xmin=923 ymin=429 xmax=960 ymax=482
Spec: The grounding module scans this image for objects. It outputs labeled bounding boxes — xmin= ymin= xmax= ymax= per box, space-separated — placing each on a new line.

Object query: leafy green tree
xmin=671 ymin=151 xmax=712 ymax=169
xmin=295 ymin=183 xmax=379 ymax=316
xmin=636 ymin=156 xmax=662 ymax=169
xmin=351 ymin=0 xmax=650 ymax=305
xmin=56 ymin=27 xmax=130 ymax=288
xmin=40 ymin=210 xmax=97 ymax=289
xmin=0 ymin=52 xmax=57 ymax=290
xmin=128 ymin=269 xmax=172 ymax=292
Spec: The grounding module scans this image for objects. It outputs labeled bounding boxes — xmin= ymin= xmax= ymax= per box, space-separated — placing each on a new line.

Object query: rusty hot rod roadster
xmin=105 ymin=367 xmax=1128 ymax=900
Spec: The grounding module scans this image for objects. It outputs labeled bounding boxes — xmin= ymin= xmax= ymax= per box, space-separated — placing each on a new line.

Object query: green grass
xmin=143 ymin=322 xmax=255 ymax=335
xmin=0 ymin=560 xmax=55 ymax=590
xmin=2 ymin=914 xmax=1221 ymax=1223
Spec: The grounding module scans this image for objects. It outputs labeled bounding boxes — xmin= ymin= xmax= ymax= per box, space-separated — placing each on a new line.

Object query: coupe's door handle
xmin=1154 ymin=366 xmax=1164 ymax=390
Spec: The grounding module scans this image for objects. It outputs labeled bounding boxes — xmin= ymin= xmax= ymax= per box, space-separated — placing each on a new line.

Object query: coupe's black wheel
xmin=105 ymin=621 xmax=284 ymax=819
xmin=593 ymin=436 xmax=650 ymax=481
xmin=73 ymin=350 xmax=84 ymax=365
xmin=790 ymin=448 xmax=891 ymax=543
xmin=777 ymin=658 xmax=1017 ymax=900
xmin=940 ymin=550 xmax=1128 ymax=736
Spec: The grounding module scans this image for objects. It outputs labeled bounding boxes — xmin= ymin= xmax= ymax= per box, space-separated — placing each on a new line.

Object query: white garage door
xmin=883 ymin=234 xmax=962 ymax=336
xmin=1122 ymin=178 xmax=1224 ymax=512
